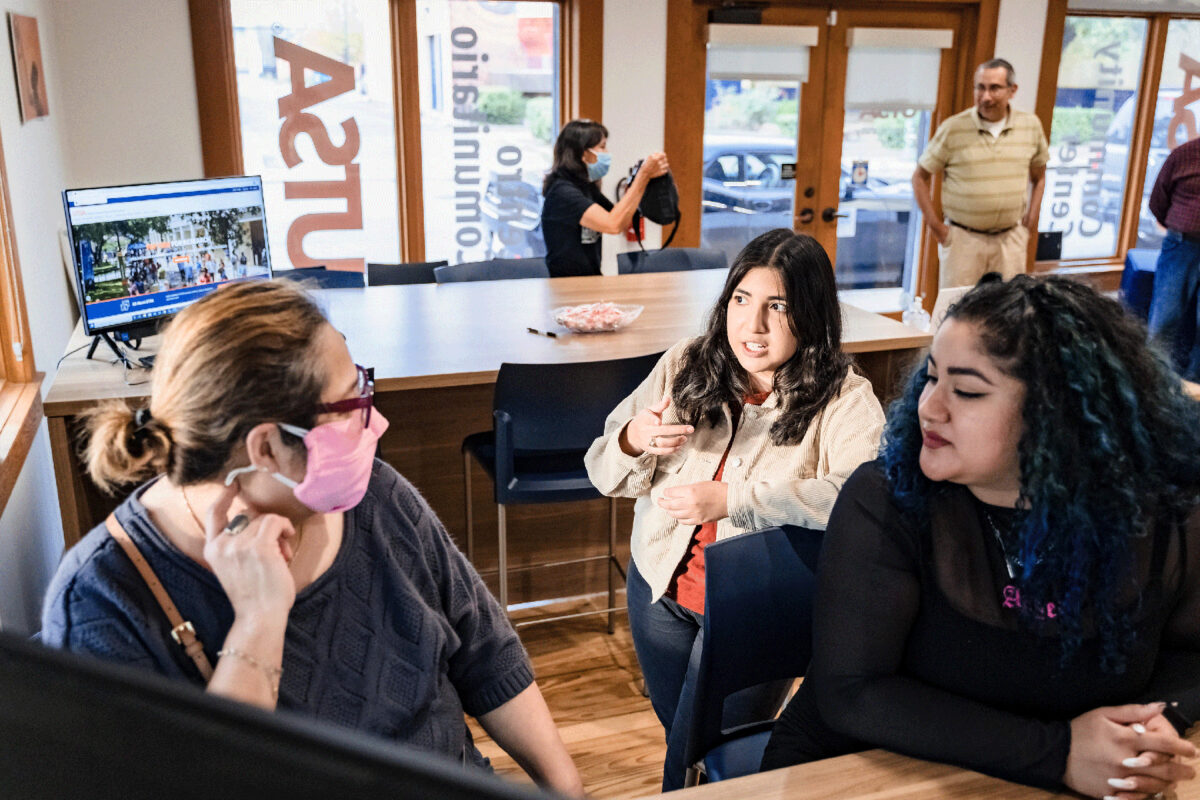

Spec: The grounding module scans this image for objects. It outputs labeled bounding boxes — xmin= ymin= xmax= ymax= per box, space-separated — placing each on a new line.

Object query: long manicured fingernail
xmin=1107 ymin=778 xmax=1137 ymax=790
xmin=1132 ymin=723 xmax=1148 ymax=734
xmin=1123 ymin=756 xmax=1150 ymax=768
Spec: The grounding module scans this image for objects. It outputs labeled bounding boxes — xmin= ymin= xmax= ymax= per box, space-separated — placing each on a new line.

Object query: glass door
xmin=820 ymin=14 xmax=957 ymax=296
xmin=699 ymin=8 xmax=828 ymax=266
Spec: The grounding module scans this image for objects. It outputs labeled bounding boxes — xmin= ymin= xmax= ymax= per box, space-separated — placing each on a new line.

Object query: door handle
xmin=821 ymin=207 xmax=849 ymax=223
xmin=798 ymin=208 xmax=814 ymax=224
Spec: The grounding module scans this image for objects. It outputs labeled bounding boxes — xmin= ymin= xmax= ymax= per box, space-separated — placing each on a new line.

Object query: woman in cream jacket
xmin=585 ymin=229 xmax=885 ymax=790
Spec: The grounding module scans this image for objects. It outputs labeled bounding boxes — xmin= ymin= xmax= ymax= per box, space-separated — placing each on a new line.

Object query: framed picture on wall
xmin=8 ymin=13 xmax=49 ymax=122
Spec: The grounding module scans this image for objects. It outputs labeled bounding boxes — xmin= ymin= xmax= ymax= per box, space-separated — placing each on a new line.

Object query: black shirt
xmin=541 ymin=173 xmax=613 ymax=277
xmin=761 ymin=461 xmax=1200 ymax=790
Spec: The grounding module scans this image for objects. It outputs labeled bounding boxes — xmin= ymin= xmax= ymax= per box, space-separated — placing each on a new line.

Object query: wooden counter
xmin=44 ymin=270 xmax=930 ymax=604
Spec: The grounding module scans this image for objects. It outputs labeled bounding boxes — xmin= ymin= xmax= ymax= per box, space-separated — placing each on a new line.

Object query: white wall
xmin=51 ymin=0 xmax=203 ymax=188
xmin=995 ymin=0 xmax=1048 ymax=113
xmin=600 ymin=0 xmax=668 ymax=273
xmin=0 ymin=0 xmax=202 ymax=634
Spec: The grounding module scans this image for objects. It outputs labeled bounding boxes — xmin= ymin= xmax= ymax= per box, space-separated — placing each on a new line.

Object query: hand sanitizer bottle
xmin=902 ymin=295 xmax=931 ymax=332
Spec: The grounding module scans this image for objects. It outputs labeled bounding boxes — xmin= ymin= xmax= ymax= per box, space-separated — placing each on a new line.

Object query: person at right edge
xmin=1147 ymin=133 xmax=1200 ymax=383
xmin=761 ymin=273 xmax=1200 ymax=800
xmin=912 ymin=58 xmax=1049 ymax=288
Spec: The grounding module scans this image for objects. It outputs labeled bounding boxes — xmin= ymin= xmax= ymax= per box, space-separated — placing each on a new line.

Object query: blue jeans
xmin=627 ymin=560 xmax=786 ymax=791
xmin=1149 ymin=231 xmax=1200 ymax=381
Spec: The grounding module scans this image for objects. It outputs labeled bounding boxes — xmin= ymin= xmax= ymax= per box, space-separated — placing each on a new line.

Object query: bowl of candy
xmin=552 ymin=301 xmax=644 ymax=333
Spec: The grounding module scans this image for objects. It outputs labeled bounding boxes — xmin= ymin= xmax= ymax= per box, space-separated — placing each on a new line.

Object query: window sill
xmin=0 ymin=374 xmax=44 ymax=516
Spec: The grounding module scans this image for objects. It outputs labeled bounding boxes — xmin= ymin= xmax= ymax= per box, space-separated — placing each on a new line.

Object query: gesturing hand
xmin=620 ymin=395 xmax=694 ymax=457
xmin=658 ymin=481 xmax=728 ymax=526
xmin=1064 ymin=703 xmax=1196 ymax=799
xmin=202 ymin=482 xmax=298 ymax=623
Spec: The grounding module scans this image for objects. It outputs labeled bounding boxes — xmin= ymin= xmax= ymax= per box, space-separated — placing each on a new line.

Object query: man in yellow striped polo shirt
xmin=912 ymin=59 xmax=1049 ymax=288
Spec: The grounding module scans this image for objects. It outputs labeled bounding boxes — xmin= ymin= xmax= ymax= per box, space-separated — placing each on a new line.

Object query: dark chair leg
xmin=463 ymin=451 xmax=474 ymax=562
xmin=608 ymin=497 xmax=618 ymax=634
xmin=497 ymin=503 xmax=509 ymax=614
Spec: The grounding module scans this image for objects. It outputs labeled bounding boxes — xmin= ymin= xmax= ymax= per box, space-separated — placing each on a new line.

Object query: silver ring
xmin=223 ymin=514 xmax=249 ymax=537
xmin=648 ymin=435 xmax=658 ymax=449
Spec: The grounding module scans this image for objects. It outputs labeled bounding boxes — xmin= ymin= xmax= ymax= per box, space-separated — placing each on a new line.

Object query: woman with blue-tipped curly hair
xmin=761 ymin=274 xmax=1200 ymax=800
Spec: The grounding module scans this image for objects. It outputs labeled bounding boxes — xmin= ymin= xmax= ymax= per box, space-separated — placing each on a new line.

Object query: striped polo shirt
xmin=918 ymin=107 xmax=1049 ymax=231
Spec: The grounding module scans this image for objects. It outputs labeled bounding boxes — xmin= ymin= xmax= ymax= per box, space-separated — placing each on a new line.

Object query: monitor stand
xmin=86 ymin=332 xmax=140 ymax=365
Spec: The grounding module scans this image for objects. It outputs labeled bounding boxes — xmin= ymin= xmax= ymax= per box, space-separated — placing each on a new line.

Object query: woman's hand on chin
xmin=202 ymin=482 xmax=298 ymax=623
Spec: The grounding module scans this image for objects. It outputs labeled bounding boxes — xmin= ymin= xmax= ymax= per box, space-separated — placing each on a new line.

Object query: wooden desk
xmin=45 ymin=271 xmax=930 ymax=603
xmin=636 ymin=740 xmax=1200 ymax=799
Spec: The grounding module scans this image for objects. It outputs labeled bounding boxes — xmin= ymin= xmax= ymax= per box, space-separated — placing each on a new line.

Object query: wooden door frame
xmin=664 ymin=0 xmax=997 ymax=306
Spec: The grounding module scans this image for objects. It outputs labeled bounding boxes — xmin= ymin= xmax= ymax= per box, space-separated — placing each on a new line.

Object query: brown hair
xmin=80 ymin=280 xmax=330 ymax=494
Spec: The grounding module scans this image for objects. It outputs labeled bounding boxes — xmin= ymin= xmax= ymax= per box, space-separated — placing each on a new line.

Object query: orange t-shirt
xmin=666 ymin=391 xmax=771 ymax=614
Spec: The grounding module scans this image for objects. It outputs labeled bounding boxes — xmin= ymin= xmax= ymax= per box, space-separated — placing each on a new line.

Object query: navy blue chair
xmin=617 ymin=248 xmax=728 ymax=274
xmin=461 ymin=352 xmax=663 ymax=629
xmin=683 ymin=525 xmax=822 ymax=786
xmin=276 ymin=266 xmax=365 ymax=288
xmin=1119 ymin=247 xmax=1158 ymax=321
xmin=366 ymin=261 xmax=447 ymax=286
xmin=434 ymin=258 xmax=550 ymax=283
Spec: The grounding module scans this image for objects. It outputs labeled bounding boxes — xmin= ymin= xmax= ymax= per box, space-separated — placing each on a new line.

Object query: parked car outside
xmin=1100 ymin=91 xmax=1175 ymax=250
xmin=700 ymin=135 xmax=912 ymax=288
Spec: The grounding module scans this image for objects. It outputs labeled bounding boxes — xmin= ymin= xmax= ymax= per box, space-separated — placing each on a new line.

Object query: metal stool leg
xmin=497 ymin=503 xmax=509 ymax=614
xmin=608 ymin=497 xmax=618 ymax=634
xmin=463 ymin=451 xmax=474 ymax=561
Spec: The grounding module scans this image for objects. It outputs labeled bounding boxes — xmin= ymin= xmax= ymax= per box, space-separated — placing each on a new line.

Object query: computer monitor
xmin=0 ymin=633 xmax=553 ymax=800
xmin=62 ymin=175 xmax=272 ymax=338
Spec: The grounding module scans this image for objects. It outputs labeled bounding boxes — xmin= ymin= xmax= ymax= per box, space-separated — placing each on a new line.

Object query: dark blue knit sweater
xmin=41 ymin=460 xmax=533 ymax=768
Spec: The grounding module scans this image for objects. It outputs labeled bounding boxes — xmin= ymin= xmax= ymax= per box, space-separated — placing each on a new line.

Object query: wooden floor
xmin=467 ymin=594 xmax=668 ymax=799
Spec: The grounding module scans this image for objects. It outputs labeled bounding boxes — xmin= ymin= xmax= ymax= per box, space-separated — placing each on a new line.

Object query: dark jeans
xmin=1149 ymin=231 xmax=1200 ymax=381
xmin=627 ymin=560 xmax=787 ymax=791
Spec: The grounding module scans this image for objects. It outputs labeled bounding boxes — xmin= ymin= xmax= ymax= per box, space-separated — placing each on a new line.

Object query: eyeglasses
xmin=314 ymin=364 xmax=375 ymax=428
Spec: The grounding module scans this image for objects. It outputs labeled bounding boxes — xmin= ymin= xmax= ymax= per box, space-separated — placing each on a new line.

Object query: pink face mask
xmin=225 ymin=410 xmax=389 ymax=513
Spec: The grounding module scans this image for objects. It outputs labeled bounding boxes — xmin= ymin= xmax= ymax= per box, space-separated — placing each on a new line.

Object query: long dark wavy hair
xmin=880 ymin=273 xmax=1200 ymax=671
xmin=670 ymin=229 xmax=851 ymax=445
xmin=543 ymin=118 xmax=608 ymax=193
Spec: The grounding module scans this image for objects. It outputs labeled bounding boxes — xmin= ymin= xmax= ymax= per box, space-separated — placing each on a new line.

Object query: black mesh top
xmin=762 ymin=460 xmax=1200 ymax=789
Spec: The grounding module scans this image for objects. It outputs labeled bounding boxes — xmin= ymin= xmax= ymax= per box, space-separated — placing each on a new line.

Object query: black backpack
xmin=619 ymin=163 xmax=681 ymax=251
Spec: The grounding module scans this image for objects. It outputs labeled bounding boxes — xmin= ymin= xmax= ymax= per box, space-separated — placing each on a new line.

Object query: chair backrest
xmin=493 ymin=352 xmax=663 ymax=455
xmin=276 ymin=266 xmax=366 ymax=288
xmin=433 ymin=258 xmax=550 ymax=284
xmin=367 ymin=261 xmax=447 ymax=286
xmin=617 ymin=248 xmax=728 ymax=274
xmin=684 ymin=525 xmax=822 ymax=768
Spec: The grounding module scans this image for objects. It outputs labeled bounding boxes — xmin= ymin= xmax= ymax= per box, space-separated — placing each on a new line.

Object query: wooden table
xmin=44 ymin=270 xmax=930 ymax=603
xmin=636 ymin=740 xmax=1200 ymax=799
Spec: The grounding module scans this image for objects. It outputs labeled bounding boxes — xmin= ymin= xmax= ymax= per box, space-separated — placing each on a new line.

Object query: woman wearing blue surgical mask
xmin=41 ymin=280 xmax=584 ymax=797
xmin=541 ymin=118 xmax=669 ymax=277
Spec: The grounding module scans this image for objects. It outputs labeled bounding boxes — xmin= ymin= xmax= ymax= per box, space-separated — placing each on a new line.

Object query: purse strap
xmin=105 ymin=513 xmax=214 ymax=682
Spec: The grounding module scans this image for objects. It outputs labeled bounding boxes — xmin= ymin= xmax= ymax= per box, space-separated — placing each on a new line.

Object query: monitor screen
xmin=62 ymin=176 xmax=271 ymax=336
xmin=0 ymin=633 xmax=552 ymax=800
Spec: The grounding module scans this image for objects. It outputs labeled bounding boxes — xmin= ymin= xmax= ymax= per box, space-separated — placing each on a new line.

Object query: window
xmin=1039 ymin=16 xmax=1148 ymax=260
xmin=415 ymin=0 xmax=559 ymax=263
xmin=1039 ymin=10 xmax=1200 ymax=270
xmin=190 ymin=0 xmax=602 ymax=269
xmin=0 ymin=126 xmax=42 ymax=514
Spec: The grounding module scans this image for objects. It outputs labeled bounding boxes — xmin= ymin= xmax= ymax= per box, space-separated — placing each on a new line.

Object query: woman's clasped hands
xmin=202 ymin=482 xmax=298 ymax=623
xmin=1065 ymin=703 xmax=1197 ymax=800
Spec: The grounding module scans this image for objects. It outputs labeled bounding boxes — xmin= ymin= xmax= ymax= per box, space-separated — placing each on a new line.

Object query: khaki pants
xmin=937 ymin=224 xmax=1029 ymax=288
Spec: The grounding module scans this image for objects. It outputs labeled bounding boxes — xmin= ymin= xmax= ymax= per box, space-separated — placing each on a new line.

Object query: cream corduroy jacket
xmin=584 ymin=338 xmax=885 ymax=602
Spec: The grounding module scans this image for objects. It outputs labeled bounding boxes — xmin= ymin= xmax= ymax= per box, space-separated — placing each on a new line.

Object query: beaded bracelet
xmin=217 ymin=648 xmax=283 ymax=699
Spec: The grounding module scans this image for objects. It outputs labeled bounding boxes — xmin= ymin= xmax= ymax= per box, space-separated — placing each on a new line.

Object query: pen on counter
xmin=526 ymin=327 xmax=558 ymax=338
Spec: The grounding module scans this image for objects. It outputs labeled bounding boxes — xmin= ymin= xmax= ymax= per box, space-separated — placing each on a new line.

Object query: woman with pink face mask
xmin=41 ymin=280 xmax=583 ymax=797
